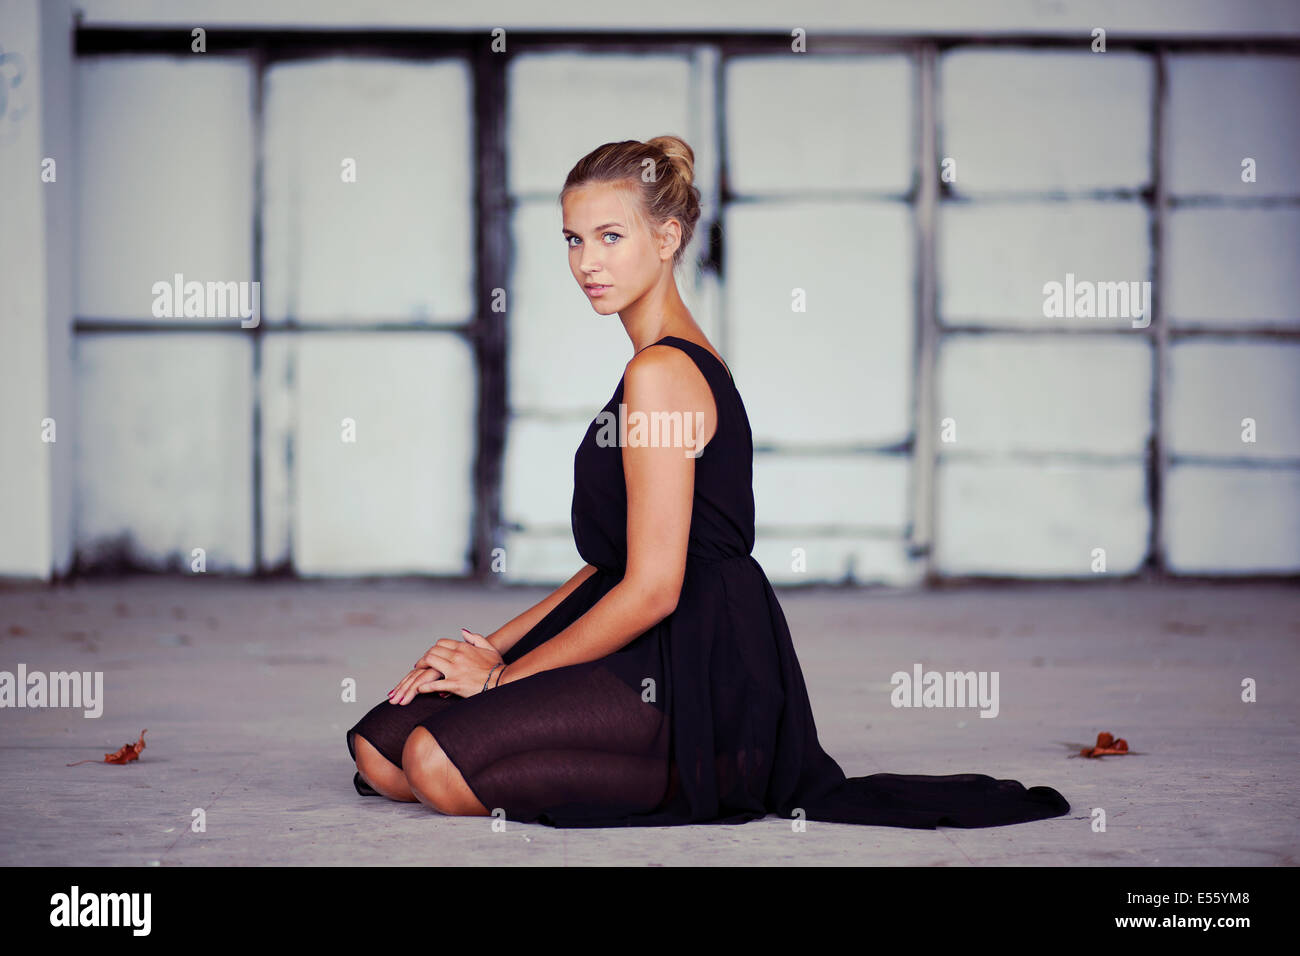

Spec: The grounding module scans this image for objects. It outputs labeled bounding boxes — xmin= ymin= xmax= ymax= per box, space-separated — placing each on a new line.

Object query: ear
xmin=658 ymin=217 xmax=682 ymax=262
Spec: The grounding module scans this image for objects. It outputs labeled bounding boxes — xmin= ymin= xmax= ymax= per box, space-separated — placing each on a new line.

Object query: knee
xmin=353 ymin=733 xmax=415 ymax=802
xmin=354 ymin=734 xmax=390 ymax=779
xmin=402 ymin=727 xmax=454 ymax=812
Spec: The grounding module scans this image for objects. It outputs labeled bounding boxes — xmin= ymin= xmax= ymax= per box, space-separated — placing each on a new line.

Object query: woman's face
xmin=562 ymin=183 xmax=674 ymax=315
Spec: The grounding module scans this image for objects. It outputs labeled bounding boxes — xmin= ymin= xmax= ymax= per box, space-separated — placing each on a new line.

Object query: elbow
xmin=654 ymin=588 xmax=679 ymax=620
xmin=629 ymin=578 xmax=680 ymax=623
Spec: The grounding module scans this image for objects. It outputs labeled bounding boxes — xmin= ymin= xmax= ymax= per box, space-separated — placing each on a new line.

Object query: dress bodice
xmin=571 ymin=336 xmax=755 ymax=574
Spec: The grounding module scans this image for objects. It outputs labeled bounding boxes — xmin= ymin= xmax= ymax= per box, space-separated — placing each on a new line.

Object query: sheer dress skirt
xmin=346 ymin=660 xmax=672 ymax=822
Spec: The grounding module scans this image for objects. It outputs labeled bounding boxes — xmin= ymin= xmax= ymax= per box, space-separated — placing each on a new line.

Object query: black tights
xmin=347 ymin=663 xmax=672 ymax=820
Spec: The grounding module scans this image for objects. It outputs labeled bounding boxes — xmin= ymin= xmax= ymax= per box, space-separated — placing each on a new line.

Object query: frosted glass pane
xmin=499 ymin=531 xmax=584 ymax=584
xmin=939 ymin=201 xmax=1151 ymax=326
xmin=936 ymin=335 xmax=1152 ymax=455
xmin=727 ymin=54 xmax=913 ymax=193
xmin=291 ymin=333 xmax=475 ymax=575
xmin=1165 ymin=466 xmax=1300 ymax=572
xmin=508 ymin=53 xmax=693 ymax=195
xmin=753 ymin=454 xmax=909 ymax=528
xmin=258 ymin=332 xmax=295 ymax=569
xmin=1166 ymin=207 xmax=1300 ymax=327
xmin=752 ymin=536 xmax=918 ymax=586
xmin=76 ymin=57 xmax=253 ymax=321
xmin=936 ymin=461 xmax=1148 ymax=576
xmin=1167 ymin=54 xmax=1300 ymax=198
xmin=1166 ymin=341 xmax=1300 ymax=459
xmin=76 ymin=334 xmax=253 ymax=569
xmin=726 ymin=201 xmax=913 ymax=445
xmin=503 ymin=416 xmax=591 ymax=527
xmin=940 ymin=50 xmax=1152 ymax=193
xmin=263 ymin=58 xmax=473 ymax=323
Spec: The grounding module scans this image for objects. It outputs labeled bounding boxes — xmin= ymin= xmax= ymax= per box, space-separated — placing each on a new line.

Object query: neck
xmin=619 ymin=269 xmax=698 ymax=354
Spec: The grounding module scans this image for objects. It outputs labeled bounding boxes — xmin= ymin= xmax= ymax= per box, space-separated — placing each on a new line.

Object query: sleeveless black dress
xmin=346 ymin=335 xmax=1071 ymax=829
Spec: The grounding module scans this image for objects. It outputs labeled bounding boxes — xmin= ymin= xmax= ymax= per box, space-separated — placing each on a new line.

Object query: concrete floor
xmin=0 ymin=576 xmax=1296 ymax=866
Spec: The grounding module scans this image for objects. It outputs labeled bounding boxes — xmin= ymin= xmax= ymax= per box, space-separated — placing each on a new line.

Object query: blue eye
xmin=566 ymin=233 xmax=622 ymax=247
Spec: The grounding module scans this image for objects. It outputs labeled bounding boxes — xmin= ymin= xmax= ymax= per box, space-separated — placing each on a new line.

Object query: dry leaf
xmin=67 ymin=728 xmax=147 ymax=766
xmin=1078 ymin=730 xmax=1131 ymax=758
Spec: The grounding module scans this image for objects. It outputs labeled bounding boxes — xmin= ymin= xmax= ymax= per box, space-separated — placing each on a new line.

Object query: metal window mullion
xmin=470 ymin=45 xmax=510 ymax=584
xmin=251 ymin=43 xmax=268 ymax=575
xmin=913 ymin=42 xmax=939 ymax=584
xmin=1151 ymin=46 xmax=1170 ymax=578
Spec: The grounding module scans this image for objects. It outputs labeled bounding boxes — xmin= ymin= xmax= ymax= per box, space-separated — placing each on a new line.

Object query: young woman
xmin=345 ymin=135 xmax=1071 ymax=829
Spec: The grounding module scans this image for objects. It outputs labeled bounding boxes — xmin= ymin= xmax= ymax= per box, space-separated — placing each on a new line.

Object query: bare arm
xmin=499 ymin=346 xmax=716 ymax=685
xmin=486 ymin=562 xmax=600 ymax=658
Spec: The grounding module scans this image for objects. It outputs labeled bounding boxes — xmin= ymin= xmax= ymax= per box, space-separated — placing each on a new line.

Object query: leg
xmin=346 ymin=691 xmax=458 ymax=799
xmin=408 ymin=664 xmax=671 ymax=821
xmin=402 ymin=726 xmax=490 ymax=816
xmin=353 ymin=733 xmax=417 ymax=802
xmin=471 ymin=748 xmax=670 ymax=816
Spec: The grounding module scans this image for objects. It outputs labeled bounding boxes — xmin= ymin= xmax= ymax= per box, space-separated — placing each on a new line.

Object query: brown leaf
xmin=1079 ymin=730 xmax=1131 ymax=758
xmin=67 ymin=729 xmax=147 ymax=766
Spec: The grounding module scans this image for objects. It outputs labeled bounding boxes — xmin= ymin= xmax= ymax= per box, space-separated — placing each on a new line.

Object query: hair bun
xmin=646 ymin=134 xmax=696 ymax=188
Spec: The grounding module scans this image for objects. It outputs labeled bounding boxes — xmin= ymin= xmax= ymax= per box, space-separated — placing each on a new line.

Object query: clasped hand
xmin=389 ymin=628 xmax=504 ymax=705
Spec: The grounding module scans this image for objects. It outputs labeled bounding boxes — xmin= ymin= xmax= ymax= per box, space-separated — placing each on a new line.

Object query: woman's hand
xmin=389 ymin=629 xmax=505 ymax=704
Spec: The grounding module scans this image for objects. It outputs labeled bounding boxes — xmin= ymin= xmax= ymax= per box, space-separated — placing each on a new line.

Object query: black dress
xmin=346 ymin=335 xmax=1071 ymax=829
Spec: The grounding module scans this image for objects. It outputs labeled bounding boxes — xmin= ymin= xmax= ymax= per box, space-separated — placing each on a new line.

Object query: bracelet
xmin=495 ymin=664 xmax=507 ymax=688
xmin=483 ymin=663 xmax=504 ymax=694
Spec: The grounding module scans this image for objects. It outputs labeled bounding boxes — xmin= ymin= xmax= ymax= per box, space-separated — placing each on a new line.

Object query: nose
xmin=578 ymin=244 xmax=603 ymax=273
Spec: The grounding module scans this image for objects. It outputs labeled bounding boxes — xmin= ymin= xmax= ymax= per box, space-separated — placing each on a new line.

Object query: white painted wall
xmin=66 ymin=0 xmax=1300 ymax=38
xmin=0 ymin=0 xmax=75 ymax=579
xmin=1 ymin=2 xmax=1296 ymax=583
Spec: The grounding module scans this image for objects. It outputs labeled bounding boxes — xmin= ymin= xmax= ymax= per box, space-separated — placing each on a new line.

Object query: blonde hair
xmin=559 ymin=135 xmax=703 ymax=268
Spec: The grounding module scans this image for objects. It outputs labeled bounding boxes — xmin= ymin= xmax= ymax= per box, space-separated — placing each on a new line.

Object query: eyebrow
xmin=561 ymin=222 xmax=626 ymax=236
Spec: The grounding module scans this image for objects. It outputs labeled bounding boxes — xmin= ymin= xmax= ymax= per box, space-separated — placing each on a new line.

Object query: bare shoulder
xmin=624 ymin=343 xmax=710 ymax=398
xmin=623 ymin=343 xmax=719 ymax=452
